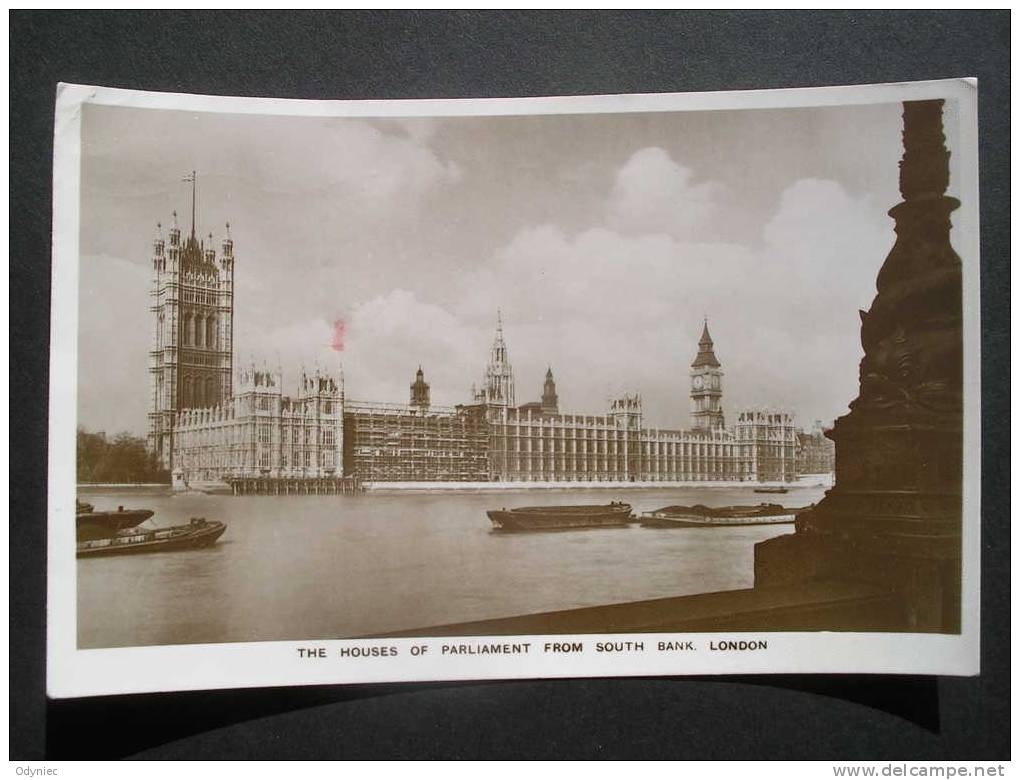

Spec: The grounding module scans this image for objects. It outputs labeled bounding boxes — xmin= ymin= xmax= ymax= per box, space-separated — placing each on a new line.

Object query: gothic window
xmin=182 ymin=375 xmax=193 ymax=407
xmin=206 ymin=316 xmax=215 ymax=349
xmin=187 ymin=314 xmax=196 ymax=346
xmin=205 ymin=377 xmax=215 ymax=406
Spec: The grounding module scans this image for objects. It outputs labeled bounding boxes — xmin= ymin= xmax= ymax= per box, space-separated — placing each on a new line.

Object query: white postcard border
xmin=48 ymin=79 xmax=981 ymax=698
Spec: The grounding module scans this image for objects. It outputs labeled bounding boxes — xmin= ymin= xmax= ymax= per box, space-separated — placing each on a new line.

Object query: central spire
xmin=490 ymin=309 xmax=507 ymax=362
xmin=474 ymin=310 xmax=515 ymax=407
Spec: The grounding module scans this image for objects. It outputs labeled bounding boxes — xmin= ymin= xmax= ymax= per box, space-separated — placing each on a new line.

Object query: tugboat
xmin=487 ymin=502 xmax=633 ymax=531
xmin=640 ymin=503 xmax=806 ymax=528
xmin=76 ymin=499 xmax=226 ymax=557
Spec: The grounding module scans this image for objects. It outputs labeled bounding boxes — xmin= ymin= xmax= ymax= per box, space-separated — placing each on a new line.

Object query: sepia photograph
xmin=48 ymin=78 xmax=980 ymax=697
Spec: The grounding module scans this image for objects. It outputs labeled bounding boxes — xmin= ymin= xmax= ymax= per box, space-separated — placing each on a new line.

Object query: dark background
xmin=10 ymin=10 xmax=1010 ymax=760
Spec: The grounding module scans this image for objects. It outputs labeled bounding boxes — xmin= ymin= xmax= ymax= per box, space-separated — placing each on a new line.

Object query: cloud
xmin=760 ymin=177 xmax=891 ymax=323
xmin=344 ymin=290 xmax=482 ymax=406
xmin=449 ymin=175 xmax=894 ymax=428
xmin=76 ymin=107 xmax=902 ymax=438
xmin=79 ymin=166 xmax=894 ymax=437
xmin=80 ymin=111 xmax=462 ymax=291
xmin=606 ymin=147 xmax=724 ymax=241
xmin=452 ymin=223 xmax=755 ymax=423
xmin=239 ymin=289 xmax=486 ymax=410
xmin=83 ymin=109 xmax=460 ymax=205
xmin=77 ymin=254 xmax=153 ymax=436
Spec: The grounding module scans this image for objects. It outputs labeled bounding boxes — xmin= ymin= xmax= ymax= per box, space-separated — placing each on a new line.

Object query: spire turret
xmin=691 ymin=318 xmax=721 ymax=368
xmin=541 ymin=366 xmax=559 ymax=414
xmin=151 ymin=222 xmax=166 ymax=273
xmin=168 ymin=210 xmax=181 ymax=248
xmin=410 ymin=365 xmax=431 ymax=409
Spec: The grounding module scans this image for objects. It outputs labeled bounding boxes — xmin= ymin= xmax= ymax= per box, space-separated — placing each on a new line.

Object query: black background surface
xmin=10 ymin=10 xmax=1010 ymax=760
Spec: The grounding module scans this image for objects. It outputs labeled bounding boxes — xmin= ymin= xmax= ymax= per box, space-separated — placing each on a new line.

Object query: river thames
xmin=76 ymin=484 xmax=828 ymax=648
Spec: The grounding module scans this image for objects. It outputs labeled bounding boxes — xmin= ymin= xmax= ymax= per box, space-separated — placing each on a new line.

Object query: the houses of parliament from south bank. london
xmin=151 ymin=182 xmax=830 ymax=488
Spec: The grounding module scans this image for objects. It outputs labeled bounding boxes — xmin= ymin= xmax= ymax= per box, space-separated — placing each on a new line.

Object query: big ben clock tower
xmin=690 ymin=319 xmax=725 ymax=431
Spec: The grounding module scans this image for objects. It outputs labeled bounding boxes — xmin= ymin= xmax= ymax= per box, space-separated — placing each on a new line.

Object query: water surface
xmin=77 ymin=485 xmax=827 ymax=648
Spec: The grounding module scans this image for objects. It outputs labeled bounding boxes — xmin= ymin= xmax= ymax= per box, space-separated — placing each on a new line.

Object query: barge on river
xmin=640 ymin=503 xmax=806 ymax=528
xmin=76 ymin=500 xmax=226 ymax=557
xmin=488 ymin=502 xmax=633 ymax=531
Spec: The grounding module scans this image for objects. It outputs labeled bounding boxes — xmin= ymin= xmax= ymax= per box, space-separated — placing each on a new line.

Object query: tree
xmin=76 ymin=427 xmax=170 ymax=484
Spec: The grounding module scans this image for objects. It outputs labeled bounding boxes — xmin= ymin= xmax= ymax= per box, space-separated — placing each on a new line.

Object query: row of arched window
xmin=182 ymin=374 xmax=219 ymax=409
xmin=183 ymin=312 xmax=217 ymax=349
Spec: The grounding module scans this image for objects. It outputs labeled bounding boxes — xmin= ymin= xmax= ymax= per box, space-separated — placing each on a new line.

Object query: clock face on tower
xmin=693 ymin=375 xmax=704 ymax=390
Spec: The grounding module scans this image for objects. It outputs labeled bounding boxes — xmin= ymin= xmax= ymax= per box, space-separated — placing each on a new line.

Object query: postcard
xmin=48 ymin=78 xmax=980 ymax=697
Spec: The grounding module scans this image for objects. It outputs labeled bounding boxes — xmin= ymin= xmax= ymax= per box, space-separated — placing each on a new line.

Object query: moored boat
xmin=75 ymin=498 xmax=226 ymax=556
xmin=488 ymin=502 xmax=633 ymax=531
xmin=77 ymin=517 xmax=227 ymax=558
xmin=76 ymin=500 xmax=156 ymax=541
xmin=753 ymin=486 xmax=789 ymax=494
xmin=640 ymin=503 xmax=806 ymax=528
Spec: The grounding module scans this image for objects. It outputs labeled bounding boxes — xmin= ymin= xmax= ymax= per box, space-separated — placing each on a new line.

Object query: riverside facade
xmin=153 ymin=206 xmax=798 ymax=486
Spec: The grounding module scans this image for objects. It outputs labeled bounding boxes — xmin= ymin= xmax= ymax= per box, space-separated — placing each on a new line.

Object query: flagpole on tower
xmin=182 ymin=170 xmax=197 ymax=239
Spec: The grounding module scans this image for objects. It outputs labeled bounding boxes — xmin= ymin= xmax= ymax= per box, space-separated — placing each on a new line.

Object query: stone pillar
xmin=171 ymin=468 xmax=187 ymax=492
xmin=754 ymin=100 xmax=963 ymax=633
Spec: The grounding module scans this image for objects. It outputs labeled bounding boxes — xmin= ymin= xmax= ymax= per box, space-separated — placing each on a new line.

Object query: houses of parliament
xmin=149 ymin=196 xmax=823 ymax=488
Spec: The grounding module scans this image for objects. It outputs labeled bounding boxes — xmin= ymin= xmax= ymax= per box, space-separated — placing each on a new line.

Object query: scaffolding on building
xmin=343 ymin=400 xmax=490 ymax=482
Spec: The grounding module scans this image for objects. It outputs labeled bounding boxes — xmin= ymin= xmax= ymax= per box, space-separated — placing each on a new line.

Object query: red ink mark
xmin=329 ymin=319 xmax=346 ymax=352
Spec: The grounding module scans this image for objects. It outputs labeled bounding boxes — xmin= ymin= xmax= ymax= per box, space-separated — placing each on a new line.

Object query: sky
xmin=75 ymin=97 xmax=964 ymax=437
